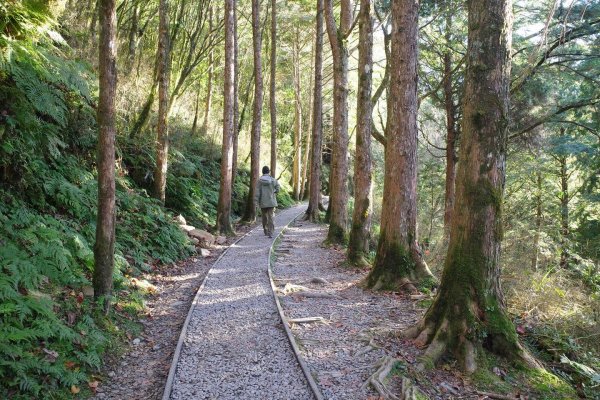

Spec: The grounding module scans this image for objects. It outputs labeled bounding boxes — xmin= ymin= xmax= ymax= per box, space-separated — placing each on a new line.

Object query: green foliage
xmin=0 ymin=193 xmax=106 ymax=398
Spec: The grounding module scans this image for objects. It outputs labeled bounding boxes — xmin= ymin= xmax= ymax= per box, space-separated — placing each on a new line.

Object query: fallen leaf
xmin=76 ymin=292 xmax=84 ymax=304
xmin=64 ymin=360 xmax=77 ymax=369
xmin=67 ymin=312 xmax=76 ymax=326
xmin=43 ymin=348 xmax=59 ymax=363
xmin=70 ymin=385 xmax=80 ymax=394
xmin=516 ymin=325 xmax=526 ymax=335
xmin=88 ymin=380 xmax=99 ymax=393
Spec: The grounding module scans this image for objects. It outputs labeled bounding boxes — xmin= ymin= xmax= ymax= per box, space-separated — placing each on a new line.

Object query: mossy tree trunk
xmin=348 ymin=0 xmax=373 ymax=267
xmin=242 ymin=0 xmax=263 ymax=223
xmin=366 ymin=0 xmax=433 ymax=291
xmin=94 ymin=0 xmax=117 ymax=314
xmin=216 ymin=0 xmax=236 ymax=236
xmin=305 ymin=0 xmax=324 ymax=222
xmin=405 ymin=0 xmax=537 ymax=373
xmin=153 ymin=0 xmax=170 ymax=205
xmin=324 ymin=0 xmax=352 ymax=244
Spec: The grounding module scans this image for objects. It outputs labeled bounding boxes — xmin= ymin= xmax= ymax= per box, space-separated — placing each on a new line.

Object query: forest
xmin=0 ymin=0 xmax=599 ymax=398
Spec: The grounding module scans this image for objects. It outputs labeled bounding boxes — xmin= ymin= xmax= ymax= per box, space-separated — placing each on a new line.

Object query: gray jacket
xmin=255 ymin=174 xmax=280 ymax=208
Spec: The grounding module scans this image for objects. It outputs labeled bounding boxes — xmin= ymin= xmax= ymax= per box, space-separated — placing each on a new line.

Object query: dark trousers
xmin=261 ymin=207 xmax=274 ymax=236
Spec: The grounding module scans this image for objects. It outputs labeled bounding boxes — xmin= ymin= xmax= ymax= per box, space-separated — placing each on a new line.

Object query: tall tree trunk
xmin=153 ymin=0 xmax=170 ymax=205
xmin=94 ymin=0 xmax=117 ymax=314
xmin=191 ymin=88 xmax=201 ymax=135
xmin=367 ymin=0 xmax=432 ymax=290
xmin=531 ymin=170 xmax=543 ymax=270
xmin=443 ymin=8 xmax=458 ymax=231
xmin=305 ymin=0 xmax=324 ymax=222
xmin=292 ymin=28 xmax=302 ymax=201
xmin=405 ymin=0 xmax=535 ymax=373
xmin=216 ymin=0 xmax=236 ymax=236
xmin=348 ymin=0 xmax=373 ymax=266
xmin=127 ymin=3 xmax=138 ymax=69
xmin=324 ymin=0 xmax=352 ymax=244
xmin=270 ymin=0 xmax=277 ymax=177
xmin=300 ymin=125 xmax=311 ymax=200
xmin=241 ymin=0 xmax=264 ymax=223
xmin=301 ymin=35 xmax=315 ymax=202
xmin=558 ymin=144 xmax=569 ymax=268
xmin=231 ymin=4 xmax=240 ymax=193
xmin=201 ymin=6 xmax=214 ymax=136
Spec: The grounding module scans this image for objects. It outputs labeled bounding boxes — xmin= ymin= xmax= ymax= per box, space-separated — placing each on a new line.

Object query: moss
xmin=519 ymin=368 xmax=578 ymax=399
xmin=367 ymin=239 xmax=414 ymax=289
xmin=472 ymin=367 xmax=513 ymax=394
xmin=325 ymin=221 xmax=348 ymax=245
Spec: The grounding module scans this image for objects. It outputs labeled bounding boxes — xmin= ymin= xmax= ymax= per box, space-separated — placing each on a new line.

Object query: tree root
xmin=277 ymin=283 xmax=340 ymax=299
xmin=399 ymin=376 xmax=427 ymax=400
xmin=362 ymin=356 xmax=426 ymax=400
xmin=362 ymin=356 xmax=401 ymax=400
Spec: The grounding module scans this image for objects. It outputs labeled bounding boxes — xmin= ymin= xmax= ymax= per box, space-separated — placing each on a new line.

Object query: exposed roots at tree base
xmin=362 ymin=356 xmax=426 ymax=400
xmin=368 ymin=275 xmax=419 ymax=294
xmin=402 ymin=318 xmax=541 ymax=373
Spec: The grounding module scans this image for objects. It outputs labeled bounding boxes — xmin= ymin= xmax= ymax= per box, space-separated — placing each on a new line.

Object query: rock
xmin=216 ymin=236 xmax=227 ymax=245
xmin=189 ymin=237 xmax=200 ymax=245
xmin=179 ymin=224 xmax=196 ymax=233
xmin=132 ymin=338 xmax=141 ymax=345
xmin=188 ymin=229 xmax=215 ymax=246
xmin=107 ymin=371 xmax=115 ymax=378
xmin=152 ymin=344 xmax=161 ymax=351
xmin=199 ymin=248 xmax=211 ymax=258
xmin=82 ymin=286 xmax=95 ymax=296
xmin=175 ymin=214 xmax=187 ymax=226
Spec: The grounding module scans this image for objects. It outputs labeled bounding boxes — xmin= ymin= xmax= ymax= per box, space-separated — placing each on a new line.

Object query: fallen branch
xmin=288 ymin=317 xmax=326 ymax=324
xmin=476 ymin=391 xmax=517 ymax=400
xmin=296 ymin=291 xmax=341 ymax=299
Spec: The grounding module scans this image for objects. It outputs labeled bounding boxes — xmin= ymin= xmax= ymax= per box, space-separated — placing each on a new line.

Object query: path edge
xmin=267 ymin=210 xmax=326 ymax=400
xmin=160 ymin=223 xmax=257 ymax=400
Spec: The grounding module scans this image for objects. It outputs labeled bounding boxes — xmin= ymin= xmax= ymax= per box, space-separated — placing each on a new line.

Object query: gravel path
xmin=167 ymin=204 xmax=315 ymax=400
xmin=273 ymin=219 xmax=479 ymax=399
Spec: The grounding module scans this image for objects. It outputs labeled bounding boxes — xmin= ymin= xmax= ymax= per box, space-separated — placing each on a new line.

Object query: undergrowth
xmin=0 ymin=4 xmax=260 ymax=398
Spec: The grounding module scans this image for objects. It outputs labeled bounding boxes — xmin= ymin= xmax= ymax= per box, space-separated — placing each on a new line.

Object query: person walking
xmin=255 ymin=166 xmax=280 ymax=237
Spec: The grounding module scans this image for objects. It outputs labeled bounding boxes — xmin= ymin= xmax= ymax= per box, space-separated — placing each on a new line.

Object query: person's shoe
xmin=268 ymin=234 xmax=273 ymax=238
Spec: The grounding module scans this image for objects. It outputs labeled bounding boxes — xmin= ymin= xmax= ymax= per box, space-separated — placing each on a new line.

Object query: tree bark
xmin=405 ymin=0 xmax=536 ymax=373
xmin=324 ymin=0 xmax=352 ymax=244
xmin=216 ymin=0 xmax=236 ymax=236
xmin=531 ymin=170 xmax=543 ymax=270
xmin=305 ymin=0 xmax=324 ymax=222
xmin=558 ymin=140 xmax=569 ymax=268
xmin=94 ymin=0 xmax=117 ymax=314
xmin=301 ymin=35 xmax=315 ymax=202
xmin=191 ymin=88 xmax=201 ymax=135
xmin=367 ymin=0 xmax=432 ymax=290
xmin=127 ymin=3 xmax=138 ymax=69
xmin=292 ymin=27 xmax=303 ymax=201
xmin=348 ymin=0 xmax=373 ymax=266
xmin=270 ymin=0 xmax=277 ymax=177
xmin=241 ymin=0 xmax=264 ymax=223
xmin=153 ymin=0 xmax=170 ymax=205
xmin=443 ymin=8 xmax=458 ymax=231
xmin=201 ymin=5 xmax=214 ymax=136
xmin=231 ymin=3 xmax=240 ymax=194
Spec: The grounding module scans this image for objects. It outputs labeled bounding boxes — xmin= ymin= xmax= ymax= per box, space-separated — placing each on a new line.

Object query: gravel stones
xmin=167 ymin=205 xmax=315 ymax=400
